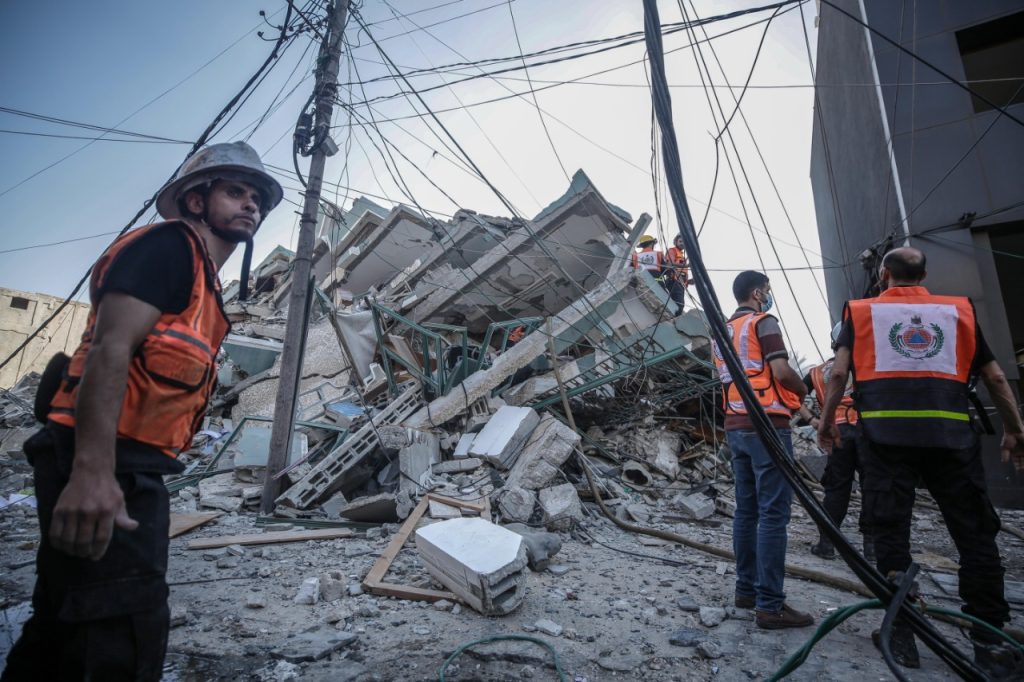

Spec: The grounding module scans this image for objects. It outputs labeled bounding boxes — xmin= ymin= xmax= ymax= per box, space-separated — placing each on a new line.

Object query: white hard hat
xmin=156 ymin=141 xmax=283 ymax=220
xmin=830 ymin=322 xmax=843 ymax=345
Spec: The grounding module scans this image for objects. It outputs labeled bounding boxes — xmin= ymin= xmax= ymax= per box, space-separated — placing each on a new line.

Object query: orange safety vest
xmin=809 ymin=359 xmax=858 ymax=426
xmin=712 ymin=312 xmax=803 ymax=417
xmin=631 ymin=247 xmax=664 ymax=274
xmin=50 ymin=221 xmax=230 ymax=457
xmin=665 ymin=246 xmax=689 ymax=282
xmin=845 ymin=285 xmax=976 ymax=449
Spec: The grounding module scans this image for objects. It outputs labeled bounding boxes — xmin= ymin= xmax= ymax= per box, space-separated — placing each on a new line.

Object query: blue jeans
xmin=728 ymin=428 xmax=794 ymax=612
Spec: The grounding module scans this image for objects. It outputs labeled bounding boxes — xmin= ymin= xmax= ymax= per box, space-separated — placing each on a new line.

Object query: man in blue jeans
xmin=713 ymin=271 xmax=813 ymax=629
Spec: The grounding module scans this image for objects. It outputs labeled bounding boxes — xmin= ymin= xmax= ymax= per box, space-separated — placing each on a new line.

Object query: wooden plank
xmin=186 ymin=528 xmax=353 ymax=550
xmin=169 ymin=512 xmax=220 ymax=539
xmin=362 ymin=493 xmax=486 ymax=603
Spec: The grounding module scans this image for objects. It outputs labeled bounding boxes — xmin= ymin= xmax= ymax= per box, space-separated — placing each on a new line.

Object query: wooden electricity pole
xmin=261 ymin=0 xmax=349 ymax=514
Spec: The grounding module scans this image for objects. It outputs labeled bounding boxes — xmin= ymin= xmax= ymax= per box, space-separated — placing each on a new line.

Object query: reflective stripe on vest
xmin=845 ymin=286 xmax=976 ymax=448
xmin=809 ymin=360 xmax=858 ymax=425
xmin=49 ymin=221 xmax=230 ymax=457
xmin=712 ymin=312 xmax=802 ymax=417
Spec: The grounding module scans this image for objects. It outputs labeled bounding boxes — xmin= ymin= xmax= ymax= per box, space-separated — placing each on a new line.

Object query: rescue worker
xmin=818 ymin=247 xmax=1024 ymax=675
xmin=714 ymin=271 xmax=813 ymax=629
xmin=664 ymin=234 xmax=689 ymax=313
xmin=798 ymin=323 xmax=872 ymax=561
xmin=631 ymin=234 xmax=665 ymax=274
xmin=2 ymin=142 xmax=282 ymax=681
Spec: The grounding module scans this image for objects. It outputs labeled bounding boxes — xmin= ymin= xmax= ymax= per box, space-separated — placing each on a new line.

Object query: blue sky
xmin=0 ymin=0 xmax=833 ymax=363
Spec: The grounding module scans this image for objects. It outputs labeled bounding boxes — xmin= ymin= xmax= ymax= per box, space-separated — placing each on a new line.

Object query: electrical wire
xmin=640 ymin=1 xmax=983 ymax=677
xmin=0 ymin=2 xmax=296 ymax=374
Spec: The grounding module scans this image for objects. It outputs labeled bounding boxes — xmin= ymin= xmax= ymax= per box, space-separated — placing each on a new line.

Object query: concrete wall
xmin=0 ymin=288 xmax=90 ymax=389
xmin=810 ymin=0 xmax=1024 ymax=505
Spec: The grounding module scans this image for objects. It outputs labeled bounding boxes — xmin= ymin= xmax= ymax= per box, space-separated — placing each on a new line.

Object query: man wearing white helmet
xmin=3 ymin=142 xmax=281 ymax=681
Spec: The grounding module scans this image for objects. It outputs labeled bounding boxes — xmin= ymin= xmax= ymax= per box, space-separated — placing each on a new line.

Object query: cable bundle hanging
xmin=639 ymin=0 xmax=984 ymax=678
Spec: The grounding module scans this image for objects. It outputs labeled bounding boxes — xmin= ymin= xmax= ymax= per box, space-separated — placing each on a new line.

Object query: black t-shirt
xmin=98 ymin=226 xmax=193 ymax=313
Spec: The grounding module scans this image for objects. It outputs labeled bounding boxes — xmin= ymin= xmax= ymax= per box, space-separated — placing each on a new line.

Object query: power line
xmin=0 ymin=129 xmax=186 ymax=144
xmin=0 ymin=230 xmax=121 ymax=256
xmin=0 ymin=2 xmax=297 ymax=374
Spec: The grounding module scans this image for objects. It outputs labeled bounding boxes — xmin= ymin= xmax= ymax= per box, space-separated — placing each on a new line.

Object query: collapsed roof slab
xmin=324 ymin=205 xmax=437 ymax=301
xmin=405 ymin=183 xmax=634 ymax=335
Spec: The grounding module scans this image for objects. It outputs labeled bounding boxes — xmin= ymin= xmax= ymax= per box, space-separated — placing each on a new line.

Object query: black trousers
xmin=663 ymin=278 xmax=686 ymax=310
xmin=2 ymin=428 xmax=173 ymax=682
xmin=818 ymin=424 xmax=866 ymax=535
xmin=859 ymin=433 xmax=1009 ymax=630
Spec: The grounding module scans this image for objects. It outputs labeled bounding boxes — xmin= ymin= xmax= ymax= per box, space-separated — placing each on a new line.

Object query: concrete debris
xmin=415 ymin=517 xmax=528 ymax=615
xmin=673 ymin=492 xmax=716 ymax=520
xmin=504 ymin=415 xmax=579 ymax=490
xmin=468 ymin=405 xmax=540 ymax=470
xmin=337 ymin=492 xmax=398 ymax=523
xmin=699 ymin=606 xmax=726 ymax=627
xmin=431 ymin=457 xmax=481 ymax=474
xmin=538 ymin=483 xmax=583 ymax=531
xmin=534 ymin=619 xmax=563 ymax=637
xmin=428 ymin=499 xmax=462 ymax=520
xmin=621 ymin=460 xmax=654 ymax=487
xmin=398 ymin=431 xmax=440 ymax=494
xmin=294 ymin=577 xmax=321 ymax=605
xmin=502 ymin=523 xmax=562 ymax=571
xmin=497 ymin=486 xmax=537 ymax=524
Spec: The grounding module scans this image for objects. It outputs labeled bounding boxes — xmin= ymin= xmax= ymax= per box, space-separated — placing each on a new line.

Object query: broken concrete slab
xmin=504 ymin=415 xmax=579 ymax=491
xmin=272 ymin=629 xmax=358 ymax=663
xmin=621 ymin=460 xmax=653 ymax=487
xmin=452 ymin=433 xmax=475 ymax=458
xmin=646 ymin=430 xmax=681 ymax=480
xmin=199 ymin=495 xmax=243 ymax=513
xmin=538 ymin=483 xmax=583 ymax=531
xmin=497 ymin=486 xmax=536 ymax=524
xmin=432 ymin=457 xmax=482 ymax=475
xmin=468 ymin=405 xmax=540 ymax=470
xmin=294 ymin=577 xmax=320 ymax=605
xmin=674 ymin=492 xmax=715 ymax=520
xmin=399 ymin=431 xmax=440 ymax=494
xmin=428 ymin=499 xmax=462 ymax=520
xmin=415 ymin=517 xmax=528 ymax=616
xmin=338 ymin=492 xmax=399 ymax=523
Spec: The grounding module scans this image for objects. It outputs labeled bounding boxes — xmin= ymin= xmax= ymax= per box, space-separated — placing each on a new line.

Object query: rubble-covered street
xmin=2 ymin=176 xmax=1022 ymax=681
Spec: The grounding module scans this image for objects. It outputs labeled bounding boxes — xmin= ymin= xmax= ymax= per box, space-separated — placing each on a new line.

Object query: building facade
xmin=809 ymin=0 xmax=1024 ymax=505
xmin=0 ymin=288 xmax=90 ymax=390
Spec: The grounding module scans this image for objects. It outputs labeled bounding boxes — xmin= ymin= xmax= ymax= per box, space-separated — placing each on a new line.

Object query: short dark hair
xmin=882 ymin=248 xmax=926 ymax=282
xmin=732 ymin=270 xmax=769 ymax=303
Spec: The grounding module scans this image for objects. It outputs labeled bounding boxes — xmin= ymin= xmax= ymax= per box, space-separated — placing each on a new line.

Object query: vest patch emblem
xmin=888 ymin=315 xmax=944 ymax=360
xmin=870 ymin=303 xmax=958 ymax=375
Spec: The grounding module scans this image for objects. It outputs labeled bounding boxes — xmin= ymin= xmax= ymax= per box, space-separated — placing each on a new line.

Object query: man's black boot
xmin=862 ymin=535 xmax=876 ymax=563
xmin=872 ymin=623 xmax=921 ymax=669
xmin=973 ymin=627 xmax=1024 ymax=680
xmin=810 ymin=537 xmax=835 ymax=560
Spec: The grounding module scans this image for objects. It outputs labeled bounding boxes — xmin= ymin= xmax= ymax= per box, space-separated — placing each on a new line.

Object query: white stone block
xmin=468 ymin=406 xmax=540 ymax=470
xmin=415 ymin=517 xmax=528 ymax=615
xmin=538 ymin=483 xmax=583 ymax=531
xmin=505 ymin=415 xmax=580 ymax=490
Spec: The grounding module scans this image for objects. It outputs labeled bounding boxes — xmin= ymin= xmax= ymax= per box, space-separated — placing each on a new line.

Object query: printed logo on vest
xmin=888 ymin=314 xmax=944 ymax=360
xmin=870 ymin=303 xmax=958 ymax=375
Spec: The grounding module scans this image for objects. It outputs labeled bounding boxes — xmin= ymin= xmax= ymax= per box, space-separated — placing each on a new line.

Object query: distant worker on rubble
xmin=3 ymin=142 xmax=282 ymax=681
xmin=631 ymin=234 xmax=683 ymax=316
xmin=798 ymin=324 xmax=873 ymax=562
xmin=664 ymin=234 xmax=689 ymax=313
xmin=818 ymin=246 xmax=1024 ymax=675
xmin=713 ymin=271 xmax=813 ymax=629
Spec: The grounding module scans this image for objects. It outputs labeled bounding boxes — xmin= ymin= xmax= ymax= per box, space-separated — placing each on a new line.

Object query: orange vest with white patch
xmin=712 ymin=312 xmax=802 ymax=417
xmin=49 ymin=221 xmax=230 ymax=457
xmin=845 ymin=286 xmax=976 ymax=448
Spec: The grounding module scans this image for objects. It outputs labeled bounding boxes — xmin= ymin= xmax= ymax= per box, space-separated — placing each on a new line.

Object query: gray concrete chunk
xmin=504 ymin=415 xmax=579 ymax=490
xmin=538 ymin=483 xmax=583 ymax=531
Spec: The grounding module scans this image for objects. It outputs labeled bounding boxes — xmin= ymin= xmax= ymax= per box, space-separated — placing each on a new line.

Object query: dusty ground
xmin=2 ymin=491 xmax=1022 ymax=681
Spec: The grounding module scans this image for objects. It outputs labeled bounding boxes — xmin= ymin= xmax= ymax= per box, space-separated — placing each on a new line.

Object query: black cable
xmin=0 ymin=106 xmax=192 ymax=143
xmin=878 ymin=564 xmax=918 ymax=682
xmin=640 ymin=1 xmax=984 ymax=677
xmin=0 ymin=129 xmax=185 ymax=144
xmin=0 ymin=2 xmax=295 ymax=374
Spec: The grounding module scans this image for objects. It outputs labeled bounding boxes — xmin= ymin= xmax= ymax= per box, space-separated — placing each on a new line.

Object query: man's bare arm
xmin=49 ymin=293 xmax=161 ymax=560
xmin=816 ymin=347 xmax=851 ymax=451
xmin=978 ymin=360 xmax=1024 ymax=472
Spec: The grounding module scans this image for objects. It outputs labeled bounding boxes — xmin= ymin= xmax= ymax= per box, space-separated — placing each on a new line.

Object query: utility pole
xmin=261 ymin=0 xmax=349 ymax=514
